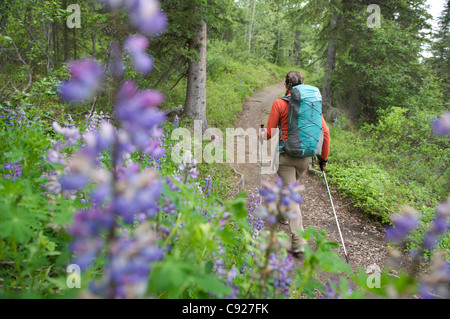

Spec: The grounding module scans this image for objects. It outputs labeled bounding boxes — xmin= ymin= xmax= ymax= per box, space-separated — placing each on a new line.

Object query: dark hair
xmin=285 ymin=71 xmax=304 ymax=95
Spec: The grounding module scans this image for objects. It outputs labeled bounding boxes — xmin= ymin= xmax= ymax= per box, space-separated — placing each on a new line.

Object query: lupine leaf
xmin=0 ymin=206 xmax=36 ymax=243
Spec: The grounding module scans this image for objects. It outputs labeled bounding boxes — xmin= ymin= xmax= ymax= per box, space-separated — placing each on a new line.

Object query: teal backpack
xmin=279 ymin=84 xmax=324 ymax=158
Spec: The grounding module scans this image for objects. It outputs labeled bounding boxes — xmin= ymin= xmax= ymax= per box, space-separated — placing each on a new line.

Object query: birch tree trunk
xmin=184 ymin=19 xmax=208 ymax=132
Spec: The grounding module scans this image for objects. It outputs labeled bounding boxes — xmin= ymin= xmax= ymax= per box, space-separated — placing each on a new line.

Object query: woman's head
xmin=284 ymin=71 xmax=304 ymax=95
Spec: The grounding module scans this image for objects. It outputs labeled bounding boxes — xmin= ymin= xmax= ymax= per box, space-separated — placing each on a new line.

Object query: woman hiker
xmin=261 ymin=70 xmax=331 ymax=255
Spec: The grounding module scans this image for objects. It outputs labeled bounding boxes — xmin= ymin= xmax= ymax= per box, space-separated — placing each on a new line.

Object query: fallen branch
xmin=164 ymin=105 xmax=183 ymax=116
xmin=89 ymin=95 xmax=99 ymax=117
xmin=0 ymin=81 xmax=11 ymax=94
xmin=229 ymin=165 xmax=245 ymax=188
xmin=1 ymin=36 xmax=33 ymax=101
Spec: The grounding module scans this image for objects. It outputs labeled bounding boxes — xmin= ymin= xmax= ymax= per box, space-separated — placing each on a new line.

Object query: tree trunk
xmin=73 ymin=27 xmax=77 ymax=59
xmin=248 ymin=0 xmax=256 ymax=52
xmin=275 ymin=27 xmax=281 ymax=65
xmin=92 ymin=35 xmax=96 ymax=56
xmin=62 ymin=0 xmax=69 ymax=62
xmin=322 ymin=7 xmax=339 ymax=114
xmin=184 ymin=19 xmax=208 ymax=132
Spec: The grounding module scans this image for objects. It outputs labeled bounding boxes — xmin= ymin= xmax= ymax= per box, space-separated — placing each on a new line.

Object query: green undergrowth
xmin=326 ymin=107 xmax=449 ymax=254
xmin=162 ymin=40 xmax=297 ymax=132
xmin=162 ymin=40 xmax=300 ymax=199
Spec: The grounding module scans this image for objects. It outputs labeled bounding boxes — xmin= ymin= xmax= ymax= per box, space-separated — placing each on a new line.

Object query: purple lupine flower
xmin=165 ymin=176 xmax=180 ymax=192
xmin=203 ymin=175 xmax=212 ymax=198
xmin=280 ymin=193 xmax=291 ymax=207
xmin=157 ymin=225 xmax=171 ymax=238
xmin=58 ymin=80 xmax=92 ymax=102
xmin=259 ymin=183 xmax=279 ymax=203
xmin=267 ymin=251 xmax=295 ymax=297
xmin=225 ymin=265 xmax=239 ymax=299
xmin=437 ymin=198 xmax=450 ymax=218
xmin=432 ymin=112 xmax=450 ymax=136
xmin=285 ymin=181 xmax=305 ymax=204
xmin=115 ymin=83 xmax=166 ymax=149
xmin=173 ymin=115 xmax=179 ymax=129
xmin=46 ymin=174 xmax=62 ymax=194
xmin=91 ymin=183 xmax=112 ymax=205
xmin=69 ymin=59 xmax=104 ymax=88
xmin=90 ymin=223 xmax=164 ymax=298
xmin=247 ymin=192 xmax=265 ymax=234
xmin=219 ymin=211 xmax=230 ymax=229
xmin=124 ymin=35 xmax=153 ymax=74
xmin=83 ymin=121 xmax=116 ymax=154
xmin=322 ymin=276 xmax=354 ymax=299
xmin=59 ymin=174 xmax=90 ymax=191
xmin=162 ymin=195 xmax=177 ymax=215
xmin=258 ymin=180 xmax=304 ymax=224
xmin=52 ymin=0 xmax=169 ymax=299
xmin=177 ymin=151 xmax=196 ymax=172
xmin=418 ymin=251 xmax=450 ymax=299
xmin=52 ymin=122 xmax=81 ymax=148
xmin=213 ymin=258 xmax=226 ymax=278
xmin=177 ymin=151 xmax=200 ymax=182
xmin=188 ymin=167 xmax=199 ymax=180
xmin=69 ymin=207 xmax=115 ymax=269
xmin=125 ymin=0 xmax=168 ymax=36
xmin=110 ymin=41 xmax=125 ymax=78
xmin=144 ymin=139 xmax=165 ymax=159
xmin=226 ymin=266 xmax=238 ymax=287
xmin=386 ymin=207 xmax=419 ymax=244
xmin=100 ymin=0 xmax=167 ymax=37
xmin=3 ymin=160 xmax=22 ymax=182
xmin=47 ymin=149 xmax=59 ymax=164
xmin=267 ymin=214 xmax=277 ymax=225
xmin=422 ymin=199 xmax=450 ymax=250
xmin=58 ymin=59 xmax=104 ymax=102
xmin=117 ymin=80 xmax=138 ymax=101
xmin=109 ymin=164 xmax=162 ymax=224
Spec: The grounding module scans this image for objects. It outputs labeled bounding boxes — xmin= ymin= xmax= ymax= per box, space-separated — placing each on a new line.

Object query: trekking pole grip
xmin=260 ymin=124 xmax=264 ymax=144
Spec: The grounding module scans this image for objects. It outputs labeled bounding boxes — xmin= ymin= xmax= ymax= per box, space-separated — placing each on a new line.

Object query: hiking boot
xmin=288 ymin=246 xmax=306 ymax=255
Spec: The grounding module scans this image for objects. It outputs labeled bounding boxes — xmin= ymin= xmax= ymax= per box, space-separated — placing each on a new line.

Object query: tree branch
xmin=164 ymin=105 xmax=183 ymax=116
xmin=14 ymin=10 xmax=55 ymax=69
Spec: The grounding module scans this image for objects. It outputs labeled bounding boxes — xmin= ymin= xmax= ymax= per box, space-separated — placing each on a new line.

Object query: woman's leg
xmin=277 ymin=154 xmax=309 ymax=249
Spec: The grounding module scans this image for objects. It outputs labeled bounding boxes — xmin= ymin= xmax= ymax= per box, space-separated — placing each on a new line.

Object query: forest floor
xmin=227 ymin=82 xmax=403 ymax=297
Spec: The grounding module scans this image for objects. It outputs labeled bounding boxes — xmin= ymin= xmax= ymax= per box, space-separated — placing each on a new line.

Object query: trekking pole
xmin=319 ymin=160 xmax=350 ymax=264
xmin=260 ymin=124 xmax=264 ymax=205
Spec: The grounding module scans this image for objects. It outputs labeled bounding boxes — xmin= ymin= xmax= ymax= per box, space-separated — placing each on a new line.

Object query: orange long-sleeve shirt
xmin=265 ymin=97 xmax=330 ymax=160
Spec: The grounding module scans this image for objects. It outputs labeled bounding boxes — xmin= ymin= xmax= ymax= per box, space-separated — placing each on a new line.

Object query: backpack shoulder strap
xmin=279 ymin=96 xmax=289 ymax=143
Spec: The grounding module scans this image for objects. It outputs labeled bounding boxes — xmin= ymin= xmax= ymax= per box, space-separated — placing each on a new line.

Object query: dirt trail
xmin=229 ymin=82 xmax=389 ymax=288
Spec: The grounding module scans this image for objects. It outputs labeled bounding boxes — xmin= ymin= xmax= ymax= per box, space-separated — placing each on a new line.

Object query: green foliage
xmin=0 ymin=0 xmax=448 ymax=301
xmin=0 ymin=111 xmax=76 ymax=297
xmin=327 ymin=105 xmax=449 ymax=251
xmin=148 ymin=183 xmax=237 ymax=298
xmin=294 ymin=226 xmax=352 ymax=298
xmin=326 ymin=160 xmax=407 ymax=222
xmin=206 ymin=40 xmax=287 ymax=130
xmin=427 ymin=0 xmax=450 ymax=103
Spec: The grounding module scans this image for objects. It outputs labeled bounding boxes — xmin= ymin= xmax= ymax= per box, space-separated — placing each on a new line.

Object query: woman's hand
xmin=260 ymin=130 xmax=267 ymax=142
xmin=317 ymin=156 xmax=328 ymax=170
